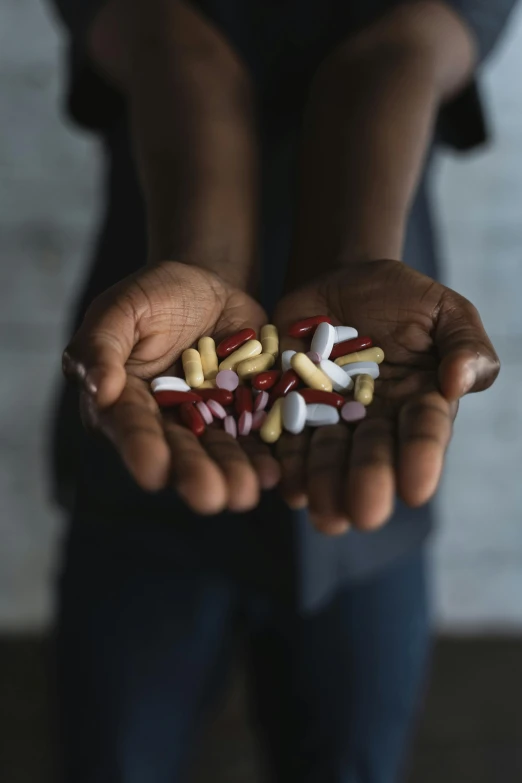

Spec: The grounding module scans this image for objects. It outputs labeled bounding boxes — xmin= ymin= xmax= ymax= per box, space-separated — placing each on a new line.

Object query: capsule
xmin=260 ymin=398 xmax=284 ymax=444
xmin=260 ymin=324 xmax=279 ymax=358
xmin=282 ymin=391 xmax=307 ymax=435
xmin=269 ymin=370 xmax=300 ymax=404
xmin=198 ymin=380 xmax=217 ymax=389
xmin=238 ymin=411 xmax=253 ymax=436
xmin=198 ymin=336 xmax=219 ymax=379
xmin=288 ymin=315 xmax=331 ymax=338
xmin=290 ymin=353 xmax=332 ymax=393
xmin=310 ymin=322 xmax=336 ymax=360
xmin=354 ymin=374 xmax=374 ymax=406
xmin=330 ymin=336 xmax=373 ymax=360
xmin=195 ymin=388 xmax=233 ymax=405
xmin=153 ymin=390 xmax=202 ymax=407
xmin=219 ymin=339 xmax=262 ymax=371
xmin=236 ymin=352 xmax=275 ymax=379
xmin=252 ymin=370 xmax=280 ymax=390
xmin=235 ymin=386 xmax=252 ymax=416
xmin=298 ymin=389 xmax=345 ymax=408
xmin=179 ymin=401 xmax=206 ymax=436
xmin=181 ymin=349 xmax=204 ymax=388
xmin=335 ymin=347 xmax=384 ymax=367
xmin=216 ymin=328 xmax=256 ymax=358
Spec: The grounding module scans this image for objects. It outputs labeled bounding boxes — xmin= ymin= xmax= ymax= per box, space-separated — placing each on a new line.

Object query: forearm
xmin=89 ymin=0 xmax=258 ymax=291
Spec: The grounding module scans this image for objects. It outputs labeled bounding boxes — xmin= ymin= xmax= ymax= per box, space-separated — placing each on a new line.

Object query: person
xmin=50 ymin=1 xmax=515 ymax=780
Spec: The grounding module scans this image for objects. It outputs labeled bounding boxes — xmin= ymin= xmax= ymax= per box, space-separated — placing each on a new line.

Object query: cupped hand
xmin=63 ymin=261 xmax=280 ymax=513
xmin=273 ymin=259 xmax=500 ymax=534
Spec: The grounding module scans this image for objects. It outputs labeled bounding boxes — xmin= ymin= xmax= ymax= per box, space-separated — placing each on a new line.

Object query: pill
xmin=198 ymin=336 xmax=219 ymax=379
xmin=224 ymin=415 xmax=237 ymax=439
xmin=334 ymin=325 xmax=358 ymax=343
xmin=216 ymin=328 xmax=256 ymax=358
xmin=254 ymin=390 xmax=269 ymax=412
xmin=281 ymin=350 xmax=296 ymax=372
xmin=310 ymin=322 xmax=336 ymax=359
xmin=260 ymin=324 xmax=279 ymax=357
xmin=288 ymin=315 xmax=332 ymax=338
xmin=219 ymin=339 xmax=262 ymax=371
xmin=290 ymin=353 xmax=332 ymax=392
xmin=235 ymin=386 xmax=252 ymax=416
xmin=153 ymin=390 xmax=202 ymax=407
xmin=182 ymin=349 xmax=205 ymax=388
xmin=354 ymin=374 xmax=374 ymax=406
xmin=216 ymin=370 xmax=240 ymax=391
xmin=298 ymin=389 xmax=346 ymax=408
xmin=207 ymin=399 xmax=227 ymax=419
xmin=282 ymin=391 xmax=307 ymax=434
xmin=252 ymin=410 xmax=267 ymax=430
xmin=252 ymin=370 xmax=280 ymax=390
xmin=179 ymin=401 xmax=206 ymax=436
xmin=330 ymin=336 xmax=373 ymax=360
xmin=319 ymin=359 xmax=354 ymax=393
xmin=196 ymin=401 xmax=213 ymax=425
xmin=341 ymin=361 xmax=380 ymax=380
xmin=305 ymin=403 xmax=340 ymax=427
xmin=151 ymin=376 xmax=190 ymax=393
xmin=335 ymin=347 xmax=384 ymax=367
xmin=269 ymin=369 xmax=300 ymax=404
xmin=260 ymin=398 xmax=284 ymax=444
xmin=341 ymin=401 xmax=367 ymax=422
xmin=236 ymin=352 xmax=275 ymax=379
xmin=196 ymin=388 xmax=233 ymax=405
xmin=198 ymin=380 xmax=217 ymax=389
xmin=238 ymin=411 xmax=253 ymax=436
xmin=306 ymin=351 xmax=321 ymax=363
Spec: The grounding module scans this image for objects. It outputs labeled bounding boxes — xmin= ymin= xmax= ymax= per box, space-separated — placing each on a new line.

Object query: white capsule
xmin=341 ymin=361 xmax=380 ymax=380
xmin=305 ymin=403 xmax=340 ymax=427
xmin=281 ymin=349 xmax=297 ymax=372
xmin=334 ymin=325 xmax=358 ymax=343
xmin=318 ymin=359 xmax=354 ymax=393
xmin=282 ymin=391 xmax=307 ymax=434
xmin=151 ymin=376 xmax=191 ymax=393
xmin=310 ymin=322 xmax=336 ymax=359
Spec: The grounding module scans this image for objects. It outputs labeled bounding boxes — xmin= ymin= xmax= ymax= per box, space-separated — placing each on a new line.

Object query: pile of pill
xmin=151 ymin=316 xmax=384 ymax=443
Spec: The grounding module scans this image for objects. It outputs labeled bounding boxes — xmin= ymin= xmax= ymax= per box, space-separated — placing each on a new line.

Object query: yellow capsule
xmin=260 ymin=398 xmax=284 ymax=444
xmin=291 ymin=352 xmax=332 ymax=392
xmin=219 ymin=339 xmax=262 ymax=371
xmin=198 ymin=380 xmax=217 ymax=389
xmin=260 ymin=324 xmax=279 ymax=358
xmin=335 ymin=347 xmax=384 ymax=367
xmin=237 ymin=352 xmax=275 ymax=380
xmin=354 ymin=374 xmax=374 ymax=406
xmin=182 ymin=348 xmax=204 ymax=388
xmin=198 ymin=336 xmax=219 ymax=380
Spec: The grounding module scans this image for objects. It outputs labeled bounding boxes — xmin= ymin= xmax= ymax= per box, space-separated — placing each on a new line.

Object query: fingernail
xmin=461 ymin=364 xmax=476 ymax=395
xmin=84 ymin=369 xmax=101 ymax=395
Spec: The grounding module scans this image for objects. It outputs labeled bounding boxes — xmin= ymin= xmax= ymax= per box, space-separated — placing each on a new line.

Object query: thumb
xmin=435 ymin=292 xmax=500 ymax=401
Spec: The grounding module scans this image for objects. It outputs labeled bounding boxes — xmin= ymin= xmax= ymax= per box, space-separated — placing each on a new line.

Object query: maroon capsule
xmin=298 ymin=389 xmax=346 ymax=409
xmin=216 ymin=328 xmax=256 ymax=358
xmin=235 ymin=385 xmax=252 ymax=416
xmin=179 ymin=402 xmax=206 ymax=436
xmin=288 ymin=315 xmax=332 ymax=339
xmin=195 ymin=388 xmax=234 ymax=406
xmin=329 ymin=336 xmax=373 ymax=360
xmin=252 ymin=370 xmax=281 ymax=390
xmin=269 ymin=370 xmax=300 ymax=404
xmin=153 ymin=390 xmax=202 ymax=407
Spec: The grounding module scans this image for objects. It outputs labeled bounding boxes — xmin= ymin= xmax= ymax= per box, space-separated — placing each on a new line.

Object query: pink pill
xmin=238 ymin=411 xmax=253 ymax=436
xmin=216 ymin=369 xmax=239 ymax=391
xmin=254 ymin=390 xmax=269 ymax=412
xmin=207 ymin=399 xmax=227 ymax=420
xmin=224 ymin=415 xmax=237 ymax=438
xmin=251 ymin=410 xmax=267 ymax=431
xmin=306 ymin=351 xmax=321 ymax=364
xmin=196 ymin=401 xmax=213 ymax=425
xmin=341 ymin=401 xmax=367 ymax=423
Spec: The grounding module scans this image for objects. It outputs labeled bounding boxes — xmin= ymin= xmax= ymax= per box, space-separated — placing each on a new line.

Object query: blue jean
xmin=56 ymin=518 xmax=431 ymax=783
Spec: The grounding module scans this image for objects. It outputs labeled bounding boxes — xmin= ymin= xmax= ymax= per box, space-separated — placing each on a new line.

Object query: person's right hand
xmin=63 ymin=261 xmax=280 ymax=513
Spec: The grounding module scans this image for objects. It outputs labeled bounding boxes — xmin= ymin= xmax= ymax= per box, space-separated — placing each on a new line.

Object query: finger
xmin=307 ymin=424 xmax=351 ymax=536
xmin=346 ymin=418 xmax=395 ymax=531
xmin=398 ymin=391 xmax=456 ymax=507
xmin=276 ymin=430 xmax=311 ymax=509
xmin=436 ymin=293 xmax=500 ymax=400
xmin=240 ymin=435 xmax=281 ymax=491
xmin=202 ymin=428 xmax=260 ymax=512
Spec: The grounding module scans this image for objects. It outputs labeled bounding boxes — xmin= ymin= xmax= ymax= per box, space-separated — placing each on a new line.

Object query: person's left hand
xmin=273 ymin=259 xmax=500 ymax=535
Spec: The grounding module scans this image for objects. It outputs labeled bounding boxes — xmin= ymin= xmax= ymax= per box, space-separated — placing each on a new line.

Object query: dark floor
xmin=2 ymin=635 xmax=522 ymax=783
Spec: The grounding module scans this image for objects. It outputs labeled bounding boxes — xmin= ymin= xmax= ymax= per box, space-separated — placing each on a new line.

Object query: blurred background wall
xmin=0 ymin=0 xmax=521 ymax=632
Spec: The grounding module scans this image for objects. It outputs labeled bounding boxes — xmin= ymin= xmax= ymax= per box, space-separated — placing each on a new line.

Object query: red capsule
xmin=153 ymin=390 xmax=202 ymax=407
xmin=179 ymin=402 xmax=206 ymax=436
xmin=252 ymin=370 xmax=281 ymax=390
xmin=288 ymin=315 xmax=331 ymax=339
xmin=195 ymin=388 xmax=234 ymax=406
xmin=234 ymin=385 xmax=252 ymax=416
xmin=269 ymin=370 xmax=300 ymax=404
xmin=329 ymin=336 xmax=373 ymax=360
xmin=216 ymin=328 xmax=256 ymax=358
xmin=298 ymin=389 xmax=346 ymax=408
